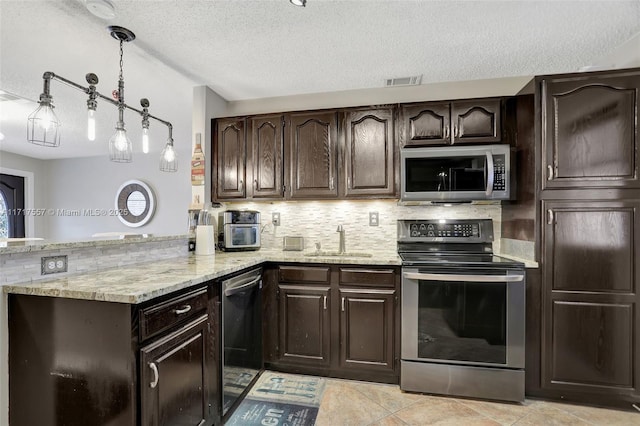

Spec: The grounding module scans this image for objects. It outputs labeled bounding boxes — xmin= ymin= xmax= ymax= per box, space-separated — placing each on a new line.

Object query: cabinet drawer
xmin=279 ymin=266 xmax=330 ymax=283
xmin=140 ymin=287 xmax=208 ymax=341
xmin=339 ymin=268 xmax=395 ymax=288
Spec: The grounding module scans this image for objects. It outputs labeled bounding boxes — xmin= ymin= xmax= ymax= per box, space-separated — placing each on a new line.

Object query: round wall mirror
xmin=115 ymin=180 xmax=156 ymax=227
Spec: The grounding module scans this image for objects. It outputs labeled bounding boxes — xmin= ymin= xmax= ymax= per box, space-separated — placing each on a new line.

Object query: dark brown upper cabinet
xmin=400 ymin=99 xmax=501 ymax=147
xmin=214 ymin=117 xmax=246 ymax=200
xmin=342 ymin=107 xmax=396 ymax=197
xmin=249 ymin=115 xmax=284 ymax=199
xmin=541 ymin=70 xmax=640 ymax=190
xmin=287 ymin=111 xmax=339 ymax=199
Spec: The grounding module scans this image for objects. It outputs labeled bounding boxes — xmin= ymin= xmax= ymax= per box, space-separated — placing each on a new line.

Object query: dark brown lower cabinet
xmin=540 ymin=199 xmax=640 ymax=408
xmin=141 ymin=315 xmax=211 ymax=426
xmin=265 ymin=264 xmax=399 ymax=384
xmin=277 ymin=284 xmax=331 ymax=366
xmin=339 ymin=289 xmax=395 ymax=374
xmin=9 ymin=284 xmax=220 ymax=426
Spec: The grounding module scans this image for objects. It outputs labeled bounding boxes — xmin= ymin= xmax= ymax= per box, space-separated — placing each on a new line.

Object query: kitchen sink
xmin=305 ymin=251 xmax=373 ymax=258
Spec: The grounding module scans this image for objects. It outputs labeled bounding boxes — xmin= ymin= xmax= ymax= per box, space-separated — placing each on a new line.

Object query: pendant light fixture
xmin=26 ymin=26 xmax=178 ymax=172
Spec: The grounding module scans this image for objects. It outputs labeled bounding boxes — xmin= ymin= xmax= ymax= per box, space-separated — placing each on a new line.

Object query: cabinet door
xmin=339 ymin=289 xmax=396 ymax=374
xmin=541 ymin=71 xmax=640 ymax=189
xmin=451 ymin=99 xmax=501 ymax=144
xmin=343 ymin=108 xmax=396 ymax=197
xmin=278 ymin=284 xmax=331 ymax=366
xmin=215 ymin=118 xmax=246 ymax=200
xmin=141 ymin=315 xmax=212 ymax=426
xmin=400 ymin=102 xmax=450 ymax=146
xmin=250 ymin=115 xmax=284 ymax=199
xmin=541 ymin=200 xmax=640 ymax=399
xmin=287 ymin=111 xmax=339 ymax=198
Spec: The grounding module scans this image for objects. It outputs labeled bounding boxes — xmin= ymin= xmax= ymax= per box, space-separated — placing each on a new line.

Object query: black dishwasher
xmin=222 ymin=267 xmax=263 ymax=417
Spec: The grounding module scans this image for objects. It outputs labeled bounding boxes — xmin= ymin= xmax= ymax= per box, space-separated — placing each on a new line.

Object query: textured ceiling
xmin=1 ymin=0 xmax=640 ymax=160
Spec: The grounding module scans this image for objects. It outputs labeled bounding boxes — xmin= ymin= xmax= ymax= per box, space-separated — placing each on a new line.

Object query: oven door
xmin=401 ymin=267 xmax=525 ymax=369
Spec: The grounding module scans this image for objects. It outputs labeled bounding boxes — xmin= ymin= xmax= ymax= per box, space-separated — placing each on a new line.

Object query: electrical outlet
xmin=272 ymin=212 xmax=281 ymax=226
xmin=41 ymin=255 xmax=68 ymax=275
xmin=369 ymin=211 xmax=379 ymax=226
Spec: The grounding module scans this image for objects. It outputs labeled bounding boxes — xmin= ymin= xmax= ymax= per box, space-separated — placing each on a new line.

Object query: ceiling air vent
xmin=385 ymin=75 xmax=422 ymax=87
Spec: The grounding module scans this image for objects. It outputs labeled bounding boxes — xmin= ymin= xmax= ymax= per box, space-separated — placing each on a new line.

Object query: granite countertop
xmin=3 ymin=245 xmax=536 ymax=304
xmin=3 ymin=249 xmax=402 ymax=304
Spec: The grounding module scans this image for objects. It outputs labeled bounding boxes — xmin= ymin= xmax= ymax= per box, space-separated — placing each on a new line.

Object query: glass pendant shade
xmin=109 ymin=127 xmax=133 ymax=162
xmin=160 ymin=141 xmax=177 ymax=172
xmin=142 ymin=127 xmax=150 ymax=154
xmin=87 ymin=108 xmax=96 ymax=141
xmin=27 ymin=101 xmax=61 ymax=147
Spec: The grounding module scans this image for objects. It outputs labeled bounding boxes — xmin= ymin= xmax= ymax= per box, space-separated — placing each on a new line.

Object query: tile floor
xmin=314 ymin=378 xmax=640 ymax=426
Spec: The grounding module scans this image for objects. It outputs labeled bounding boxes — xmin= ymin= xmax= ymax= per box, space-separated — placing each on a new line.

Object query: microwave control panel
xmin=493 ymin=155 xmax=506 ymax=191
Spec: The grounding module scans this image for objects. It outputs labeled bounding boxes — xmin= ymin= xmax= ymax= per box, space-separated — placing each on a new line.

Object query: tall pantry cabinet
xmin=537 ymin=68 xmax=640 ymax=409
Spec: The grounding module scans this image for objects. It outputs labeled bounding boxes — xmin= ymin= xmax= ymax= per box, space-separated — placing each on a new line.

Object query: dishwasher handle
xmin=224 ymin=275 xmax=261 ymax=297
xmin=403 ymin=271 xmax=524 ymax=283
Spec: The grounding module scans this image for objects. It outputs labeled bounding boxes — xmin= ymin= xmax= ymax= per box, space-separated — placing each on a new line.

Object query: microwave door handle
xmin=404 ymin=272 xmax=524 ymax=283
xmin=485 ymin=151 xmax=494 ymax=196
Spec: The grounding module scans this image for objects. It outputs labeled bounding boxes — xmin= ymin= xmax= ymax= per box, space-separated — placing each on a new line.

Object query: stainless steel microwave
xmin=401 ymin=144 xmax=513 ymax=202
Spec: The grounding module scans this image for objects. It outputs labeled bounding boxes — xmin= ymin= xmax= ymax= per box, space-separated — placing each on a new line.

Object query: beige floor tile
xmin=513 ymin=410 xmax=592 ymax=426
xmin=394 ymin=397 xmax=501 ymax=425
xmin=456 ymin=398 xmax=536 ymax=425
xmin=538 ymin=401 xmax=640 ymax=426
xmin=331 ymin=380 xmax=424 ymax=413
xmin=368 ymin=414 xmax=409 ymax=426
xmin=314 ymin=381 xmax=392 ymax=426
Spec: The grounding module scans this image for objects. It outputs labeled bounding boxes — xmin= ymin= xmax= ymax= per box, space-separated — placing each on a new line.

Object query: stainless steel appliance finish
xmin=218 ymin=210 xmax=261 ymax=251
xmin=398 ymin=219 xmax=526 ymax=402
xmin=400 ymin=144 xmax=513 ymax=202
xmin=222 ymin=268 xmax=263 ymax=416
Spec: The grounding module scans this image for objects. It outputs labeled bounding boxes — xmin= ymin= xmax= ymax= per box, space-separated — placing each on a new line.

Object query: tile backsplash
xmin=1 ymin=237 xmax=188 ymax=285
xmin=220 ymin=200 xmax=502 ymax=254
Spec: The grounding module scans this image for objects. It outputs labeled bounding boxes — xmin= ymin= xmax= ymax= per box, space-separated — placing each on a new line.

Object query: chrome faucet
xmin=336 ymin=225 xmax=346 ymax=254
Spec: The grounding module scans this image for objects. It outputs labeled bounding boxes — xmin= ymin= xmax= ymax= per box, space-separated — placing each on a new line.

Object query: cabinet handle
xmin=239 ymin=180 xmax=244 ymax=191
xmin=547 ymin=165 xmax=554 ymax=181
xmin=341 ymin=297 xmax=345 ymax=312
xmin=149 ymin=363 xmax=159 ymax=388
xmin=547 ymin=209 xmax=554 ymax=225
xmin=329 ymin=177 xmax=334 ymax=191
xmin=444 ymin=125 xmax=450 ymax=139
xmin=174 ymin=305 xmax=192 ymax=315
xmin=453 ymin=125 xmax=459 ymax=138
xmin=347 ymin=176 xmax=351 ymax=189
xmin=323 ymin=296 xmax=327 ymax=310
xmin=254 ymin=179 xmax=258 ymax=189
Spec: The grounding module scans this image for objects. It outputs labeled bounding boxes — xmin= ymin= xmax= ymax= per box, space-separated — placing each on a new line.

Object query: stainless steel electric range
xmin=398 ymin=219 xmax=526 ymax=403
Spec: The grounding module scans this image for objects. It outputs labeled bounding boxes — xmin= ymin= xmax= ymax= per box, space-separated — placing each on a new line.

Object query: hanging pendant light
xmin=160 ymin=125 xmax=177 ymax=172
xmin=26 ymin=75 xmax=61 ymax=147
xmin=26 ymin=26 xmax=179 ymax=172
xmin=141 ymin=98 xmax=150 ymax=154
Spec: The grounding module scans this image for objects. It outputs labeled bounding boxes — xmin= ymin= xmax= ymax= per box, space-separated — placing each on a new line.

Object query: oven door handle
xmin=403 ymin=272 xmax=523 ymax=282
xmin=224 ymin=276 xmax=261 ymax=296
xmin=485 ymin=151 xmax=494 ymax=196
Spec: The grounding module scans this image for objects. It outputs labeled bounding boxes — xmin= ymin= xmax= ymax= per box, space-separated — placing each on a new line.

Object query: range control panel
xmin=397 ymin=219 xmax=493 ymax=243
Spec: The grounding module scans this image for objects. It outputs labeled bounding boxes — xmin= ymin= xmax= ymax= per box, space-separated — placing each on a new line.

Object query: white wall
xmin=224 ymin=75 xmax=534 ymax=116
xmin=192 ymin=86 xmax=228 ymax=206
xmin=0 ymin=150 xmax=49 ymax=238
xmin=45 ymin=152 xmax=191 ymax=241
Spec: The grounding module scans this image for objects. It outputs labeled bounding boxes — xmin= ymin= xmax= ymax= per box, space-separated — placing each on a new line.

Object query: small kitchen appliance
xmin=398 ymin=218 xmax=525 ymax=402
xmin=401 ymin=144 xmax=513 ymax=202
xmin=217 ymin=210 xmax=261 ymax=252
